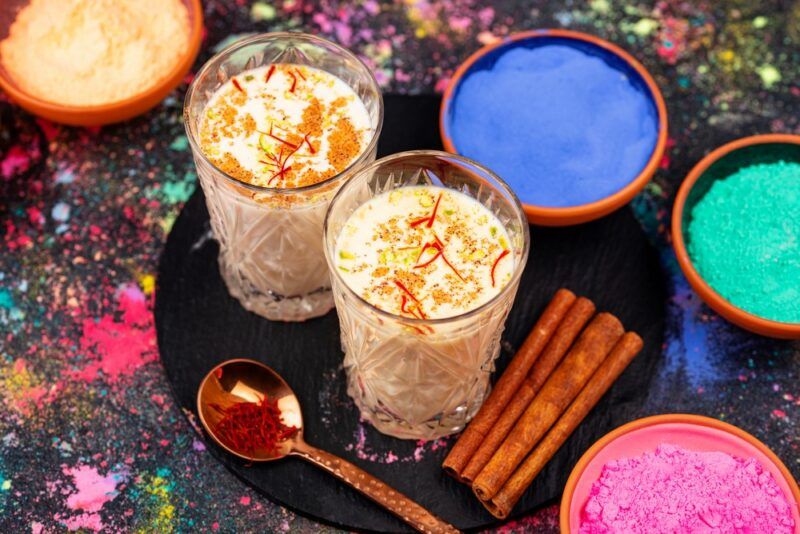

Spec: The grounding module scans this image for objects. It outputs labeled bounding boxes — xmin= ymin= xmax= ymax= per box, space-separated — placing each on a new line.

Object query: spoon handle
xmin=292 ymin=440 xmax=460 ymax=534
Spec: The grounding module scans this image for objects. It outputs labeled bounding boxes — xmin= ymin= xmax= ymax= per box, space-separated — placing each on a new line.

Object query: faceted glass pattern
xmin=324 ymin=152 xmax=530 ymax=439
xmin=184 ymin=33 xmax=382 ymax=321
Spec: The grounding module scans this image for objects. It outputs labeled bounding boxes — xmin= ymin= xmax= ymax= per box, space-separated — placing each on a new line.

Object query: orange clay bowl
xmin=560 ymin=414 xmax=800 ymax=533
xmin=440 ymin=29 xmax=668 ymax=226
xmin=671 ymin=134 xmax=800 ymax=339
xmin=0 ymin=0 xmax=203 ymax=126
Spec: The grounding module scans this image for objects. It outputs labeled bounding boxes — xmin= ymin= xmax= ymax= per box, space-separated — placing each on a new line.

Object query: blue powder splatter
xmin=52 ymin=202 xmax=71 ymax=223
xmin=446 ymin=41 xmax=659 ymax=208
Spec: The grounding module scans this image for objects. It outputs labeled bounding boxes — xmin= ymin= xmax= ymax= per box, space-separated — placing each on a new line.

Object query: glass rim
xmin=323 ymin=149 xmax=532 ymax=326
xmin=183 ymin=31 xmax=385 ymax=195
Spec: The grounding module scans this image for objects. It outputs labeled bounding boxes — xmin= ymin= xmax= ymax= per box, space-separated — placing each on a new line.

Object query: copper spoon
xmin=197 ymin=359 xmax=460 ymax=534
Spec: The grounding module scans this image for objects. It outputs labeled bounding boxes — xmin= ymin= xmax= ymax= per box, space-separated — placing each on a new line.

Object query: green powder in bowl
xmin=687 ymin=161 xmax=800 ymax=324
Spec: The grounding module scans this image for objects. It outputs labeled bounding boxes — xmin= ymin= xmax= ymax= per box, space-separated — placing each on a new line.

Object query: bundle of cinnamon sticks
xmin=443 ymin=289 xmax=643 ymax=519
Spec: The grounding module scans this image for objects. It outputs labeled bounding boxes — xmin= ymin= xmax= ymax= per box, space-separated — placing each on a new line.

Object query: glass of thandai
xmin=323 ymin=151 xmax=530 ymax=439
xmin=184 ymin=33 xmax=383 ymax=321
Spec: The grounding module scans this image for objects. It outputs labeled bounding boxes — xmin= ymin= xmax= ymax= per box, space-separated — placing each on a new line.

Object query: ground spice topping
xmin=199 ymin=64 xmax=373 ymax=189
xmin=335 ymin=186 xmax=515 ymax=320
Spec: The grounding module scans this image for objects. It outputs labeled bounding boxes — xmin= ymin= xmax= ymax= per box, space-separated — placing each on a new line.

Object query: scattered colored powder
xmin=687 ymin=161 xmax=800 ymax=323
xmin=64 ymin=465 xmax=124 ymax=513
xmin=445 ymin=40 xmax=659 ymax=208
xmin=580 ymin=444 xmax=796 ymax=533
xmin=0 ymin=0 xmax=189 ymax=106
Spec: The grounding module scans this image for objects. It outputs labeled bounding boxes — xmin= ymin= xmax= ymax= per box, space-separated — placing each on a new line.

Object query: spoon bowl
xmin=197 ymin=358 xmax=301 ymax=461
xmin=197 ymin=359 xmax=459 ymax=534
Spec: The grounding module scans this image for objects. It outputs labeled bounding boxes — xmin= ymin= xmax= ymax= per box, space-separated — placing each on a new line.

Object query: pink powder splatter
xmin=344 ymin=424 xmax=450 ymax=463
xmin=59 ymin=512 xmax=104 ymax=532
xmin=240 ymin=495 xmax=251 ymax=506
xmin=1 ymin=145 xmax=30 ymax=179
xmin=64 ymin=465 xmax=125 ymax=513
xmin=35 ymin=118 xmax=60 ymax=142
xmin=580 ymin=444 xmax=795 ymax=533
xmin=73 ymin=284 xmax=157 ymax=383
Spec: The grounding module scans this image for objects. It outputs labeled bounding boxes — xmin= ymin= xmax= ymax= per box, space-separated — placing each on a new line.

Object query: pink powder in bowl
xmin=580 ymin=443 xmax=796 ymax=533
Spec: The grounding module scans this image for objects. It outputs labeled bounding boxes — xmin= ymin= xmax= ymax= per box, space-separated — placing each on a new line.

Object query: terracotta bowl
xmin=0 ymin=0 xmax=203 ymax=126
xmin=671 ymin=134 xmax=800 ymax=339
xmin=440 ymin=29 xmax=668 ymax=226
xmin=561 ymin=414 xmax=800 ymax=533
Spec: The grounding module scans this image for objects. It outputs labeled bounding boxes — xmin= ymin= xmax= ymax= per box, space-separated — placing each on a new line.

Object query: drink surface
xmin=335 ymin=186 xmax=514 ymax=320
xmin=199 ymin=64 xmax=373 ymax=189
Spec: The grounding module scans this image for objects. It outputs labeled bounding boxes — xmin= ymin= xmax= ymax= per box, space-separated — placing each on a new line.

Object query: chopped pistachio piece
xmin=258 ymin=133 xmax=270 ymax=152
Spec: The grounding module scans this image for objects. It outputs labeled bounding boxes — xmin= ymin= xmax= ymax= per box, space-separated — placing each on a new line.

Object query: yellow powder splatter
xmin=0 ymin=0 xmax=190 ymax=106
xmin=0 ymin=359 xmax=48 ymax=417
xmin=135 ymin=472 xmax=176 ymax=534
xmin=138 ymin=274 xmax=156 ymax=296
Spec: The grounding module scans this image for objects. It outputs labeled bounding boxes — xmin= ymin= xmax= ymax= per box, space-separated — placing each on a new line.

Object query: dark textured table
xmin=0 ymin=1 xmax=797 ymax=532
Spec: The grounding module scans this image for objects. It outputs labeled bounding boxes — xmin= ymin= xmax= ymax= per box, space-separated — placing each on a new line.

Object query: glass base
xmin=346 ymin=373 xmax=490 ymax=440
xmin=219 ymin=256 xmax=334 ymax=322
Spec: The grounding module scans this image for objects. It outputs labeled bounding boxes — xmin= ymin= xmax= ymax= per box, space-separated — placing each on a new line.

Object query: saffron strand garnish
xmin=231 ymin=78 xmax=245 ymax=93
xmin=394 ymin=279 xmax=427 ymax=320
xmin=491 ymin=249 xmax=510 ymax=287
xmin=413 ymin=234 xmax=465 ymax=281
xmin=409 ymin=193 xmax=443 ymax=228
xmin=259 ymin=127 xmax=309 ymax=185
xmin=267 ymin=166 xmax=293 ymax=185
xmin=266 ymin=124 xmax=300 ymax=149
xmin=210 ymin=396 xmax=297 ymax=456
xmin=303 ymin=134 xmax=316 ymax=154
xmin=295 ymin=68 xmax=307 ymax=81
xmin=289 ymin=72 xmax=298 ymax=93
xmin=265 ymin=65 xmax=276 ymax=83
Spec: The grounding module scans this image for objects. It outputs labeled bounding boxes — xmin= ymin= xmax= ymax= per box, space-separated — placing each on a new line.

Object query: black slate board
xmin=155 ymin=94 xmax=667 ymax=532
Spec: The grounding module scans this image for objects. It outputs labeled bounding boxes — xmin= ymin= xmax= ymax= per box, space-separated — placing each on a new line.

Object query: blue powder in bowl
xmin=444 ymin=39 xmax=660 ymax=208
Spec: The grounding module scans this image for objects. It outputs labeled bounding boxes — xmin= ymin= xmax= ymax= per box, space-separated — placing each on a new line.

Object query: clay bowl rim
xmin=439 ymin=28 xmax=669 ymax=226
xmin=560 ymin=413 xmax=800 ymax=532
xmin=671 ymin=133 xmax=800 ymax=339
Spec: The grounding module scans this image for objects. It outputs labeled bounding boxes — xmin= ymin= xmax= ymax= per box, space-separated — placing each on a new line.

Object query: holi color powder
xmin=688 ymin=161 xmax=800 ymax=323
xmin=444 ymin=38 xmax=659 ymax=208
xmin=580 ymin=444 xmax=795 ymax=533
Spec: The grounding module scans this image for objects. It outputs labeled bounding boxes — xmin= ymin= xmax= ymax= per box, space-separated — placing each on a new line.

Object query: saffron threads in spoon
xmin=210 ymin=396 xmax=297 ymax=456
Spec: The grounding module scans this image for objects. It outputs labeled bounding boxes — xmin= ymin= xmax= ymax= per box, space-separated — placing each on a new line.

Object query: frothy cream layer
xmin=335 ymin=186 xmax=514 ymax=320
xmin=199 ymin=64 xmax=373 ymax=188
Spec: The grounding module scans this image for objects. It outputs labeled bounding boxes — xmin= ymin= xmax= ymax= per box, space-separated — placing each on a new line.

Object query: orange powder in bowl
xmin=0 ymin=0 xmax=190 ymax=107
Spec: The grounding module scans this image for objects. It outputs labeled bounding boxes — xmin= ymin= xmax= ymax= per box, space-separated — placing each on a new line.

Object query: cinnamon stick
xmin=483 ymin=332 xmax=644 ymax=519
xmin=472 ymin=313 xmax=623 ymax=501
xmin=443 ymin=289 xmax=577 ymax=480
xmin=460 ymin=297 xmax=596 ymax=483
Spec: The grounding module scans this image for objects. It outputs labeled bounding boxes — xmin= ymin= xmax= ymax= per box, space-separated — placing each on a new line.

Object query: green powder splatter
xmin=251 ymin=1 xmax=276 ymax=21
xmin=169 ymin=136 xmax=188 ymax=151
xmin=756 ymin=64 xmax=781 ymax=88
xmin=0 ymin=289 xmax=13 ymax=310
xmin=688 ymin=161 xmax=800 ymax=324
